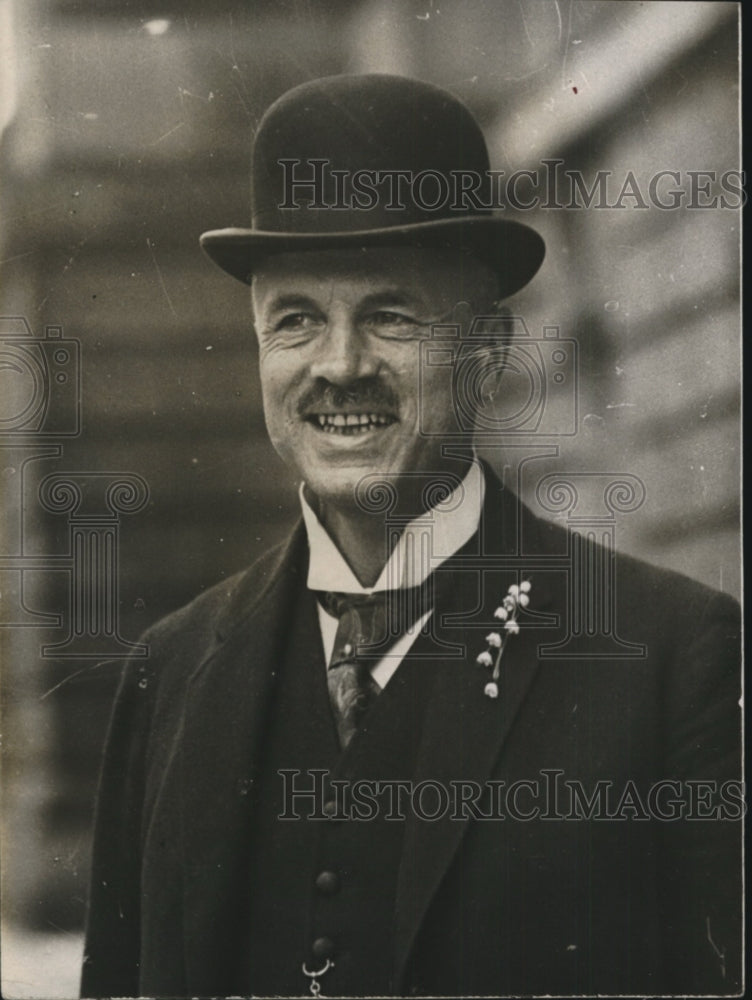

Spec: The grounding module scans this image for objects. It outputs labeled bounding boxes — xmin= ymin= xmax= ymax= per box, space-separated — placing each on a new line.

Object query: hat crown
xmin=251 ymin=74 xmax=492 ymax=233
xmin=199 ymin=73 xmax=546 ymax=299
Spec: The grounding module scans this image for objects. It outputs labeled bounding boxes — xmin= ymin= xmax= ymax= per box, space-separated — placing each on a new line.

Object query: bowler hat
xmin=200 ymin=74 xmax=544 ymax=299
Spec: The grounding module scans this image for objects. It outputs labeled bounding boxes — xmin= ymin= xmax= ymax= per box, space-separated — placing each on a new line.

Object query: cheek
xmin=257 ymin=366 xmax=295 ymax=453
xmin=390 ymin=342 xmax=439 ymax=409
xmin=413 ymin=365 xmax=455 ymax=426
xmin=257 ymin=362 xmax=279 ymax=414
xmin=258 ymin=350 xmax=300 ymax=409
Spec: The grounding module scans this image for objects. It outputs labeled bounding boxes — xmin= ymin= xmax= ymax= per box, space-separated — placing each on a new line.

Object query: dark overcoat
xmin=81 ymin=476 xmax=741 ymax=997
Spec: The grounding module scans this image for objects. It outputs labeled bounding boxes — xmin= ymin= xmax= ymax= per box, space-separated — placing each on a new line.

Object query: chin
xmin=304 ymin=469 xmax=369 ymax=510
xmin=306 ymin=458 xmax=416 ymax=515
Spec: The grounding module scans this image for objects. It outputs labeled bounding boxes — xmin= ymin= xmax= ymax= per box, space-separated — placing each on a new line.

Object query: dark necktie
xmin=318 ymin=585 xmax=432 ymax=748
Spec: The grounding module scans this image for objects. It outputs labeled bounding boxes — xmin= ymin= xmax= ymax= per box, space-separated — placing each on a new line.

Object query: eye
xmin=363 ymin=310 xmax=423 ymax=339
xmin=273 ymin=312 xmax=322 ymax=334
xmin=373 ymin=311 xmax=410 ymax=324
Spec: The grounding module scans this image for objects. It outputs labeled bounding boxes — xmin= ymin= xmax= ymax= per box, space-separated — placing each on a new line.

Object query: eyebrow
xmin=262 ymin=293 xmax=320 ymax=314
xmin=355 ymin=290 xmax=426 ymax=312
xmin=259 ymin=287 xmax=430 ymax=318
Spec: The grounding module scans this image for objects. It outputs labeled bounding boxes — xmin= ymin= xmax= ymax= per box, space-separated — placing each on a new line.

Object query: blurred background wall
xmin=0 ymin=1 xmax=740 ymax=995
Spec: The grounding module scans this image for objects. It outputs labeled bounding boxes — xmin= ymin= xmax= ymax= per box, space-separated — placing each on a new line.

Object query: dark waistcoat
xmin=243 ymin=583 xmax=436 ymax=997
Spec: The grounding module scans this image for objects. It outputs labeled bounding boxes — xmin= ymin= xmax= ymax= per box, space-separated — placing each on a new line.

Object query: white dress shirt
xmin=300 ymin=462 xmax=485 ymax=688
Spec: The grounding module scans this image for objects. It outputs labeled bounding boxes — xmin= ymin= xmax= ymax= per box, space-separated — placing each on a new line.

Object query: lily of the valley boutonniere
xmin=476 ymin=580 xmax=532 ymax=698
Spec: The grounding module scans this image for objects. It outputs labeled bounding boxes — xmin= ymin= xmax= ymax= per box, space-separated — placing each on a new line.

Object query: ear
xmin=449 ymin=300 xmax=474 ymax=325
xmin=476 ymin=342 xmax=507 ymax=405
xmin=444 ymin=301 xmax=509 ymax=404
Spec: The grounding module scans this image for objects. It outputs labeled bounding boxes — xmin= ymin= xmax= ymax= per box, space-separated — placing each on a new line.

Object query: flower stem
xmin=492 ymin=645 xmax=503 ymax=681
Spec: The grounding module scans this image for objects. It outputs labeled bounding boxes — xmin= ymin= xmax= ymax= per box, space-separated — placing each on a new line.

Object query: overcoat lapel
xmin=393 ymin=477 xmax=561 ymax=987
xmin=173 ymin=471 xmax=564 ymax=990
xmin=178 ymin=523 xmax=308 ymax=989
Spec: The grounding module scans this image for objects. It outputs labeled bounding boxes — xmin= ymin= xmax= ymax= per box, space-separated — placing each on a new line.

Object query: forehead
xmin=251 ymin=246 xmax=484 ymax=310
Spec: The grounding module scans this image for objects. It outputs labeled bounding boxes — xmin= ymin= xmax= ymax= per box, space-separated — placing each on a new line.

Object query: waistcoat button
xmin=315 ymin=870 xmax=340 ymax=894
xmin=323 ymin=799 xmax=344 ymax=819
xmin=311 ymin=936 xmax=335 ymax=960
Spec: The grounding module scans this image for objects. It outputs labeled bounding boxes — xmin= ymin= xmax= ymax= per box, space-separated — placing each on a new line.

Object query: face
xmin=251 ymin=247 xmax=496 ymax=515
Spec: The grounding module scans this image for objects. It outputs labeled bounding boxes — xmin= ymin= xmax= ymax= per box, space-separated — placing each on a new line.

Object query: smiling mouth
xmin=306 ymin=413 xmax=398 ymax=435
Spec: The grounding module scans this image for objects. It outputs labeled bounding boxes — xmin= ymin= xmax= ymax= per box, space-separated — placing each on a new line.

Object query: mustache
xmin=297 ymin=378 xmax=400 ymax=414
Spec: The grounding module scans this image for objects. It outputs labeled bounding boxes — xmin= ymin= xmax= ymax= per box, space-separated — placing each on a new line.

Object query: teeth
xmin=311 ymin=413 xmax=394 ymax=432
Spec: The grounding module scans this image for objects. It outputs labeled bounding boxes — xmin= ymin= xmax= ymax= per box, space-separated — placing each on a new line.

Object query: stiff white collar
xmin=300 ymin=461 xmax=485 ymax=594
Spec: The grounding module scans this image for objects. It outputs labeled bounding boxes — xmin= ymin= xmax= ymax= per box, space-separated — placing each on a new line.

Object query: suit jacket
xmin=81 ymin=475 xmax=742 ymax=997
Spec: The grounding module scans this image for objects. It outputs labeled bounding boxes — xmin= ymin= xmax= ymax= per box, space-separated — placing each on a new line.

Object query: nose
xmin=308 ymin=310 xmax=379 ymax=384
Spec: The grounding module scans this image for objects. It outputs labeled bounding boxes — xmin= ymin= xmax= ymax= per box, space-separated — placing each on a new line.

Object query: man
xmin=81 ymin=75 xmax=741 ymax=998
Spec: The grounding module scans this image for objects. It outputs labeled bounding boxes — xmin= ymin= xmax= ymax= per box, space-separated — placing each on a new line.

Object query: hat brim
xmin=199 ymin=216 xmax=544 ymax=301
